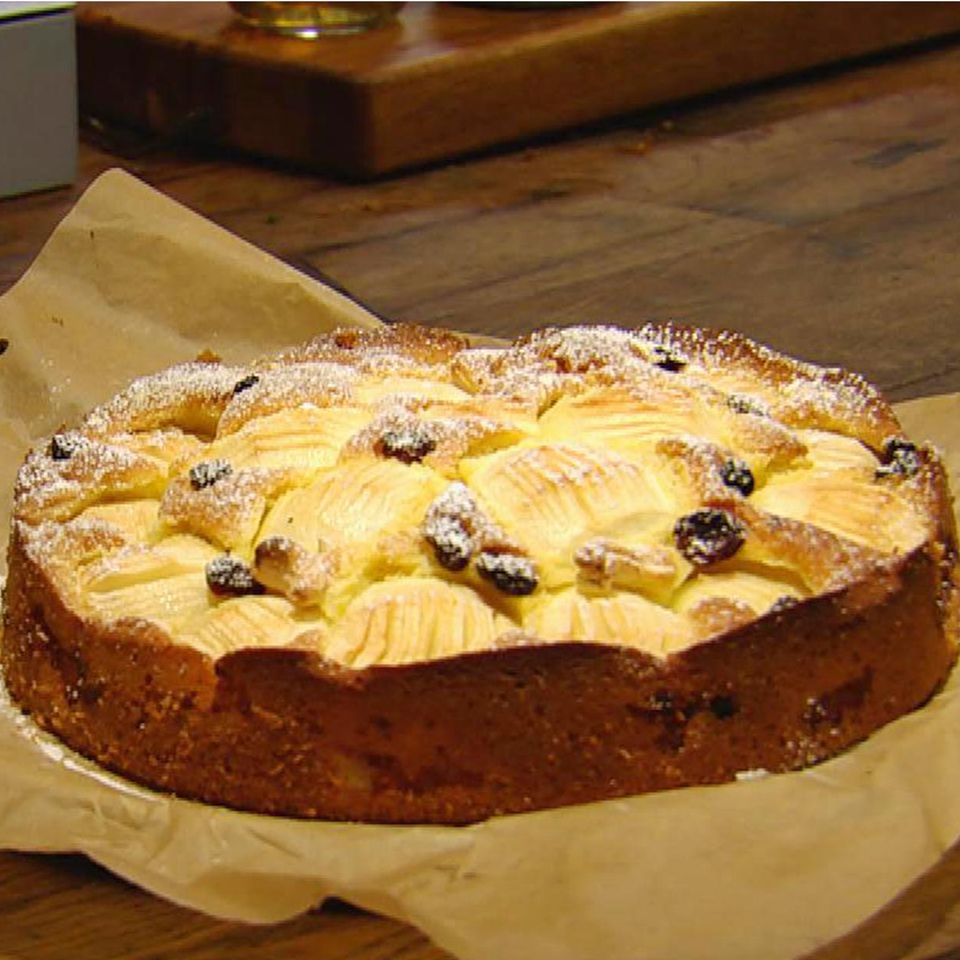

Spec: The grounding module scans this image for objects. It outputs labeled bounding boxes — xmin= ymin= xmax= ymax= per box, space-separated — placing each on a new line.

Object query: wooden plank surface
xmin=2 ymin=24 xmax=960 ymax=960
xmin=0 ymin=852 xmax=452 ymax=960
xmin=76 ymin=1 xmax=960 ymax=176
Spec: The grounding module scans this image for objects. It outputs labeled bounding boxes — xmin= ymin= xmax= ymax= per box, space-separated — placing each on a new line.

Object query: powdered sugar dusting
xmin=84 ymin=362 xmax=246 ymax=436
xmin=9 ymin=322 xmax=943 ymax=663
xmin=343 ymin=403 xmax=520 ymax=474
xmin=15 ymin=436 xmax=165 ymax=524
xmin=218 ymin=362 xmax=358 ymax=435
xmin=422 ymin=481 xmax=524 ymax=575
xmin=159 ymin=467 xmax=276 ymax=552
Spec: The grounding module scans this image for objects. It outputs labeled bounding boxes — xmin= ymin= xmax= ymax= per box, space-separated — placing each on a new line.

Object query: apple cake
xmin=2 ymin=323 xmax=957 ymax=824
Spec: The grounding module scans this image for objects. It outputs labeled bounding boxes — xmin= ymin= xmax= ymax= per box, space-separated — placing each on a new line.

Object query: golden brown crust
xmin=2 ymin=322 xmax=957 ymax=824
xmin=4 ymin=530 xmax=952 ymax=823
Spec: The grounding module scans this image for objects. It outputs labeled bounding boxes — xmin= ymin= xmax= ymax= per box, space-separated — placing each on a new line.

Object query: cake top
xmin=12 ymin=323 xmax=944 ymax=668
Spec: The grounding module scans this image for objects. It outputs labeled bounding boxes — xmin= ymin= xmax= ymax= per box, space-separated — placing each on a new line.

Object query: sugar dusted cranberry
xmin=377 ymin=424 xmax=437 ymax=464
xmin=189 ymin=459 xmax=233 ymax=490
xmin=426 ymin=516 xmax=474 ymax=571
xmin=876 ymin=438 xmax=921 ymax=479
xmin=423 ymin=482 xmax=480 ymax=571
xmin=476 ymin=551 xmax=538 ymax=596
xmin=727 ymin=394 xmax=768 ymax=417
xmin=205 ymin=555 xmax=263 ymax=597
xmin=651 ymin=345 xmax=687 ymax=372
xmin=673 ymin=509 xmax=745 ymax=566
xmin=49 ymin=433 xmax=82 ymax=461
xmin=720 ymin=458 xmax=755 ymax=496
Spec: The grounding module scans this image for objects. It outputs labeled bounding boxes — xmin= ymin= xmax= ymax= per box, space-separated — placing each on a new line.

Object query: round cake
xmin=2 ymin=323 xmax=957 ymax=824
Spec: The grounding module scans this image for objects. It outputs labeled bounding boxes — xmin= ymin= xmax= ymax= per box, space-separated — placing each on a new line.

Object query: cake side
xmin=3 ymin=529 xmax=953 ymax=823
xmin=2 ymin=323 xmax=957 ymax=823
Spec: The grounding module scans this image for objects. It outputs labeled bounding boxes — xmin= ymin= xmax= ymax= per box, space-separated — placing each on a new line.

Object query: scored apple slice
xmin=753 ymin=469 xmax=927 ymax=553
xmin=202 ymin=405 xmax=370 ymax=475
xmin=794 ymin=429 xmax=879 ymax=474
xmin=524 ymin=588 xmax=693 ymax=657
xmin=461 ymin=442 xmax=686 ymax=566
xmin=323 ymin=577 xmax=509 ymax=668
xmin=79 ymin=499 xmax=161 ymax=544
xmin=675 ymin=570 xmax=802 ymax=620
xmin=538 ymin=387 xmax=707 ymax=456
xmin=177 ymin=595 xmax=323 ymax=659
xmin=353 ymin=376 xmax=470 ymax=408
xmin=258 ymin=457 xmax=445 ymax=556
xmin=78 ymin=533 xmax=220 ymax=630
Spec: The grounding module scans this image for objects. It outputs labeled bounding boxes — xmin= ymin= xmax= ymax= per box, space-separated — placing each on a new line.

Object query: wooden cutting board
xmin=77 ymin=2 xmax=960 ymax=178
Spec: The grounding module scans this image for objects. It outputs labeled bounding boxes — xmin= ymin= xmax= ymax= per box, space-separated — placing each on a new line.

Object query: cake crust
xmin=2 ymin=322 xmax=957 ymax=823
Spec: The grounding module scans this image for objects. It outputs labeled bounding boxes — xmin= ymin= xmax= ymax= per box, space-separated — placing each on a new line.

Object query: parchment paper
xmin=1 ymin=169 xmax=959 ymax=960
xmin=0 ymin=169 xmax=379 ymax=573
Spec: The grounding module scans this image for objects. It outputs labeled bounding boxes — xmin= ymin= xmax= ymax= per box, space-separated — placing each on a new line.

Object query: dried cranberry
xmin=673 ymin=509 xmax=745 ymax=566
xmin=876 ymin=438 xmax=921 ymax=479
xmin=377 ymin=425 xmax=436 ymax=464
xmin=727 ymin=393 xmax=767 ymax=417
xmin=426 ymin=516 xmax=474 ymax=571
xmin=189 ymin=459 xmax=233 ymax=490
xmin=423 ymin=483 xmax=480 ymax=571
xmin=475 ymin=551 xmax=538 ymax=596
xmin=205 ymin=555 xmax=264 ymax=597
xmin=232 ymin=373 xmax=260 ymax=395
xmin=49 ymin=433 xmax=82 ymax=461
xmin=650 ymin=344 xmax=687 ymax=372
xmin=709 ymin=695 xmax=738 ymax=719
xmin=720 ymin=458 xmax=755 ymax=496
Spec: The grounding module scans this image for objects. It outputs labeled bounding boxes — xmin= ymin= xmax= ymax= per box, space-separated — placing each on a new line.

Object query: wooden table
xmin=3 ymin=22 xmax=960 ymax=960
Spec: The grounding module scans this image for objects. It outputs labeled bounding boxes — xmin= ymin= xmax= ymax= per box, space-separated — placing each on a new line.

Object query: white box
xmin=0 ymin=2 xmax=77 ymax=199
